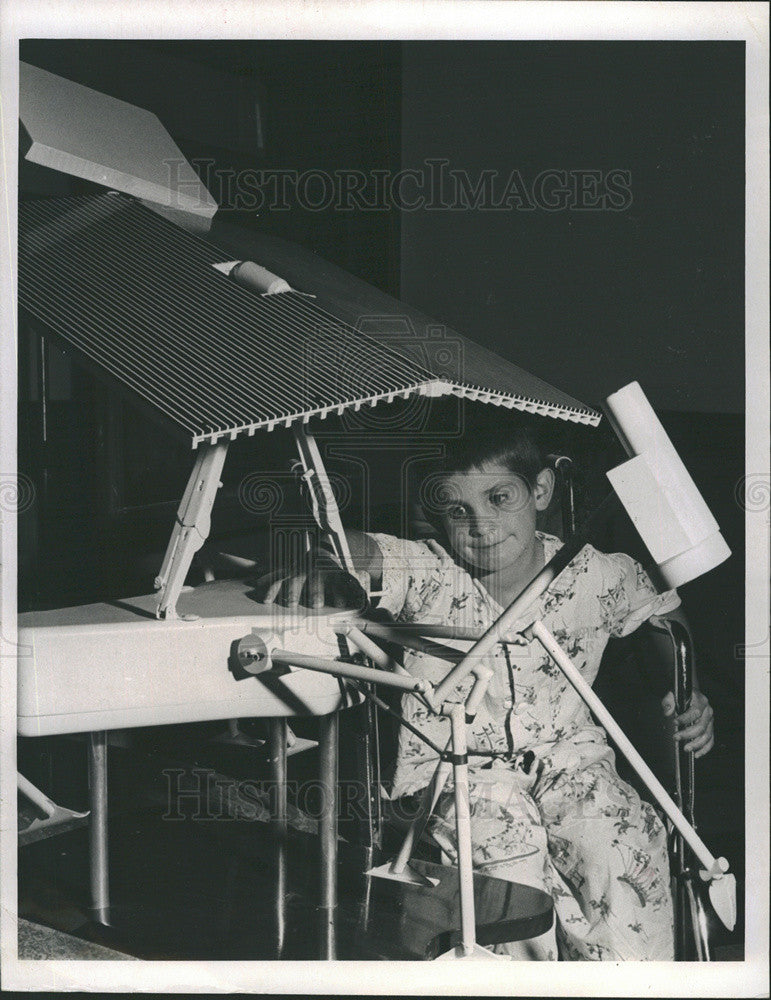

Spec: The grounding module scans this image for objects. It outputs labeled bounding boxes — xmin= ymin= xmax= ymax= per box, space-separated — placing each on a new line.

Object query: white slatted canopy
xmin=18 ymin=193 xmax=600 ymax=447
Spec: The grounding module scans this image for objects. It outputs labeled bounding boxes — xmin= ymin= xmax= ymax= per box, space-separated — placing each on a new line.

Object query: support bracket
xmin=292 ymin=424 xmax=356 ymax=575
xmin=155 ymin=439 xmax=229 ymax=619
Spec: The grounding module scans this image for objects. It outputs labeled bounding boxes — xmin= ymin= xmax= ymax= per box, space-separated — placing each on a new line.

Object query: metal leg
xmin=268 ymin=718 xmax=288 ymax=958
xmin=317 ymin=712 xmax=338 ymax=959
xmin=269 ymin=719 xmax=288 ymax=828
xmin=87 ymin=731 xmax=110 ymax=925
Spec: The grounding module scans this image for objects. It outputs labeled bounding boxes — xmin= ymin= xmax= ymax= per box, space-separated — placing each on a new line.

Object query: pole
xmin=88 ymin=731 xmax=110 ymax=925
xmin=268 ymin=718 xmax=288 ymax=958
xmin=529 ymin=620 xmax=722 ymax=874
xmin=317 ymin=712 xmax=338 ymax=959
xmin=449 ymin=703 xmax=476 ymax=955
xmin=269 ymin=648 xmax=429 ymax=692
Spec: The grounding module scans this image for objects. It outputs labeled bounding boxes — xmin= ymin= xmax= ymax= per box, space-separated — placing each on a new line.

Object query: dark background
xmin=18 ymin=39 xmax=746 ymax=951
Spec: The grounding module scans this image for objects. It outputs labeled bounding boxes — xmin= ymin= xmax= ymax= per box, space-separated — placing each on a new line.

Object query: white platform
xmin=18 ymin=580 xmax=355 ymax=736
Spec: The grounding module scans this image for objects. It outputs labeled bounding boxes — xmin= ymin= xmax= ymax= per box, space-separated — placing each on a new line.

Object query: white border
xmin=1 ymin=2 xmax=768 ymax=995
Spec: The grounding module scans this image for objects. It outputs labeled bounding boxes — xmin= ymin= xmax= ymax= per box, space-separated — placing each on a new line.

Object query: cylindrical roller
xmin=231 ymin=260 xmax=292 ymax=295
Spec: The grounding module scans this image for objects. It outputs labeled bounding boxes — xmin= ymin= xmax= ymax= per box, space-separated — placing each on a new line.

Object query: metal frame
xmin=661 ymin=618 xmax=713 ymax=961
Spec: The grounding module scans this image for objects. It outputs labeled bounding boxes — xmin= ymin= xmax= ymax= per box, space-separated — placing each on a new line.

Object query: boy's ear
xmin=533 ymin=467 xmax=556 ymax=511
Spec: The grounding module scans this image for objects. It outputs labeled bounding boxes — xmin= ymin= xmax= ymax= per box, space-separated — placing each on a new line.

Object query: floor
xmin=18 ymin=802 xmax=557 ymax=961
xmin=17 ymin=725 xmax=745 ymax=962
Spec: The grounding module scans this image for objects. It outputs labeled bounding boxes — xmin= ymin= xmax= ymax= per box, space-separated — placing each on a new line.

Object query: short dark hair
xmin=440 ymin=402 xmax=548 ymax=489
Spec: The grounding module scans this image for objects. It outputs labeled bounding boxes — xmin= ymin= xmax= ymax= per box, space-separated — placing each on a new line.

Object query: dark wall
xmin=400 ymin=41 xmax=745 ymax=414
xmin=20 ymin=39 xmax=403 ymax=295
xmin=397 ymin=41 xmax=746 ymax=904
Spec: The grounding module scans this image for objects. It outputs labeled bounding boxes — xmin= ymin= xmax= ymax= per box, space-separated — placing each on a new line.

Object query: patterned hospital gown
xmin=368 ymin=530 xmax=680 ymax=961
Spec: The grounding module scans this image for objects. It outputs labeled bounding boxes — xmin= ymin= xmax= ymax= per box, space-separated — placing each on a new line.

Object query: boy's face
xmin=437 ymin=460 xmax=553 ymax=574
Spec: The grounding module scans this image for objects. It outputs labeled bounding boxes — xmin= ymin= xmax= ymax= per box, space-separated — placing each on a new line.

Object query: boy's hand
xmin=662 ymin=689 xmax=715 ymax=758
xmin=254 ymin=553 xmax=368 ymax=610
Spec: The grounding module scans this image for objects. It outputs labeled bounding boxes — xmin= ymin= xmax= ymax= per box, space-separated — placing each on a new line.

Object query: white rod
xmin=344 ymin=625 xmax=407 ymax=674
xmin=17 ymin=772 xmax=56 ymax=818
xmin=270 ymin=649 xmax=428 ymax=693
xmin=530 ymin=619 xmax=719 ymax=873
xmin=449 ymin=703 xmax=477 ymax=954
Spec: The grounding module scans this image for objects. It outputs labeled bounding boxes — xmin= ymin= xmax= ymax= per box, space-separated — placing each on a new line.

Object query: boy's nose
xmin=468 ymin=516 xmax=496 ymax=538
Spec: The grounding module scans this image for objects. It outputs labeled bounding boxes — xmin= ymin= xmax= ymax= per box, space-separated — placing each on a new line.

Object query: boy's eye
xmin=488 ymin=481 xmax=529 ymax=509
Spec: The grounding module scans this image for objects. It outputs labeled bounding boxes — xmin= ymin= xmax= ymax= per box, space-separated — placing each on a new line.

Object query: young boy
xmin=261 ymin=407 xmax=715 ymax=960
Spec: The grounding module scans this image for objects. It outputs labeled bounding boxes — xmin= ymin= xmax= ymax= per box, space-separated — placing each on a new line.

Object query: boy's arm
xmin=601 ymin=551 xmax=715 ymax=759
xmin=634 ymin=605 xmax=715 ymax=759
xmin=256 ymin=527 xmax=383 ymax=609
xmin=333 ymin=528 xmax=384 ymax=589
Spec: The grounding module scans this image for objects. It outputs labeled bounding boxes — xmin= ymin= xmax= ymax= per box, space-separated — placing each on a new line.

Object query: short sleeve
xmin=597 ymin=551 xmax=681 ymax=638
xmin=366 ymin=532 xmax=449 ymax=620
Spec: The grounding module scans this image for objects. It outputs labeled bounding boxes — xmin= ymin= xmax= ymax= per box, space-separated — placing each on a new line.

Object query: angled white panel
xmin=19 ymin=61 xmax=217 ymax=231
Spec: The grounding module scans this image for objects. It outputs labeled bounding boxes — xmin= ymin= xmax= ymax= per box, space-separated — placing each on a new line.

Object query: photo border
xmin=1 ymin=2 xmax=767 ymax=995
